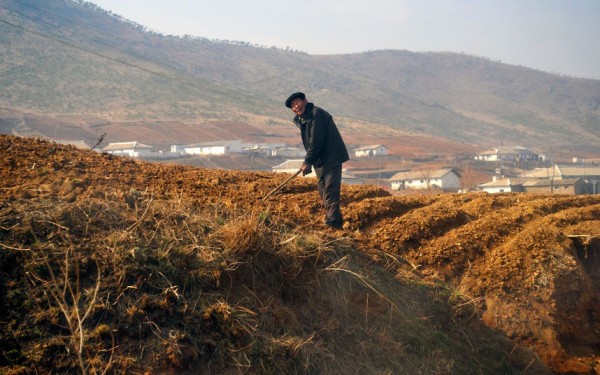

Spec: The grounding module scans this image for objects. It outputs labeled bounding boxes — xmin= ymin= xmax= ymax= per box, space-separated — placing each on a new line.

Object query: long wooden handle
xmin=262 ymin=169 xmax=302 ymax=201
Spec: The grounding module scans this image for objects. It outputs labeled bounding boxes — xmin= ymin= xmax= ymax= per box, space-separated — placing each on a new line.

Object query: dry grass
xmin=0 ymin=188 xmax=538 ymax=374
xmin=1 ymin=193 xmax=352 ymax=373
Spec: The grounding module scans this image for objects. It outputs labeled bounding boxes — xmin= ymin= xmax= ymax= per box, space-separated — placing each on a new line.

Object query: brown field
xmin=1 ymin=135 xmax=598 ymax=374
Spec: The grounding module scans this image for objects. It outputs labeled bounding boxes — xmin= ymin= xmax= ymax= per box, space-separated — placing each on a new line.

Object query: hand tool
xmin=262 ymin=169 xmax=302 ymax=201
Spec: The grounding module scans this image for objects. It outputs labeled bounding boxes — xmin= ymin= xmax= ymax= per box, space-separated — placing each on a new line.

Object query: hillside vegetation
xmin=1 ymin=135 xmax=599 ymax=374
xmin=0 ymin=0 xmax=599 ymax=152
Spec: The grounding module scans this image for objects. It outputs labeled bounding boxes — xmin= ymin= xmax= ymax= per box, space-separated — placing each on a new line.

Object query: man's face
xmin=290 ymin=98 xmax=308 ymax=116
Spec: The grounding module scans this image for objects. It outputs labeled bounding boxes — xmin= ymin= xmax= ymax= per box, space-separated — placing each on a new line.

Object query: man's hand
xmin=301 ymin=163 xmax=312 ymax=176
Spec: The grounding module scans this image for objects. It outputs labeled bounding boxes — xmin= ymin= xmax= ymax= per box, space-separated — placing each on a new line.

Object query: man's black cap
xmin=285 ymin=92 xmax=305 ymax=108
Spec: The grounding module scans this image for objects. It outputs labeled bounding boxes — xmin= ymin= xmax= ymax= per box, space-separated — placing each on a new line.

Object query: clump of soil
xmin=1 ymin=135 xmax=599 ymax=374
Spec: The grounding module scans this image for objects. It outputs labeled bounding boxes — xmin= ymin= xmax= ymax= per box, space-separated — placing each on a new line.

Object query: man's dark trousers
xmin=316 ymin=164 xmax=343 ymax=228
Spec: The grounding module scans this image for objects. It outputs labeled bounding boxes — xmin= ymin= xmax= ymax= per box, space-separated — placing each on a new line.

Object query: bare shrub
xmin=24 ymin=244 xmax=112 ymax=375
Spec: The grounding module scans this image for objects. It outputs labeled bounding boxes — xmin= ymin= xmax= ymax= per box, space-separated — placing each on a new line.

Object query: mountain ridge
xmin=0 ymin=0 xmax=599 ymax=154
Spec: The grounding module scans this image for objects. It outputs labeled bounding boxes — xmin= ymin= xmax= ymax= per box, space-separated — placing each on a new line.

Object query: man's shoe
xmin=325 ymin=222 xmax=343 ymax=230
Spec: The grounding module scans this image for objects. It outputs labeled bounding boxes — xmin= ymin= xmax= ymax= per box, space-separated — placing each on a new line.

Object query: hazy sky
xmin=89 ymin=0 xmax=600 ymax=79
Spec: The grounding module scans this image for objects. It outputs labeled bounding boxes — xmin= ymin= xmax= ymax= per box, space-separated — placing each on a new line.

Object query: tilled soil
xmin=1 ymin=135 xmax=599 ymax=373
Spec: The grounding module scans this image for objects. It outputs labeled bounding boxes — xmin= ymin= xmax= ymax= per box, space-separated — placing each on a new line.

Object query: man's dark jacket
xmin=293 ymin=103 xmax=349 ymax=175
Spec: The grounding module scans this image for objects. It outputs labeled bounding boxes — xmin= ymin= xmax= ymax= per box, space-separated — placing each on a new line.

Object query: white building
xmin=520 ymin=164 xmax=600 ymax=194
xmin=102 ymin=141 xmax=153 ymax=157
xmin=270 ymin=146 xmax=306 ymax=158
xmin=342 ymin=171 xmax=364 ymax=185
xmin=272 ymin=159 xmax=315 ymax=177
xmin=184 ymin=140 xmax=243 ymax=155
xmin=170 ymin=144 xmax=185 ymax=153
xmin=354 ymin=145 xmax=389 ymax=158
xmin=242 ymin=143 xmax=287 ymax=157
xmin=478 ymin=176 xmax=589 ymax=195
xmin=388 ymin=168 xmax=461 ymax=191
xmin=474 ymin=146 xmax=539 ymax=162
xmin=479 ymin=178 xmax=524 ymax=194
xmin=520 ymin=165 xmax=600 ymax=181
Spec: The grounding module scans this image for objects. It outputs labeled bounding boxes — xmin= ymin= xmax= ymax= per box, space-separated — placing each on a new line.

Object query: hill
xmin=1 ymin=134 xmax=599 ymax=374
xmin=0 ymin=0 xmax=599 ymax=156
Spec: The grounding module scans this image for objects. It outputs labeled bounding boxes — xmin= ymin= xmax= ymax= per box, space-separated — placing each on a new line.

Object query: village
xmin=56 ymin=138 xmax=600 ymax=196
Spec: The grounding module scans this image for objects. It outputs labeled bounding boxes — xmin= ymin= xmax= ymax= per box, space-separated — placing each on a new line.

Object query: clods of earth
xmin=1 ymin=135 xmax=599 ymax=374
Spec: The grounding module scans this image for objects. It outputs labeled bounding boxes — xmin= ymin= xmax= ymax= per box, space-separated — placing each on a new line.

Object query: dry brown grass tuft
xmin=0 ymin=183 xmax=544 ymax=374
xmin=211 ymin=209 xmax=274 ymax=258
xmin=1 ymin=194 xmax=362 ymax=373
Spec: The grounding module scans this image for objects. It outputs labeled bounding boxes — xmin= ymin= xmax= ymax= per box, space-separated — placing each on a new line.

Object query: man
xmin=285 ymin=92 xmax=350 ymax=229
